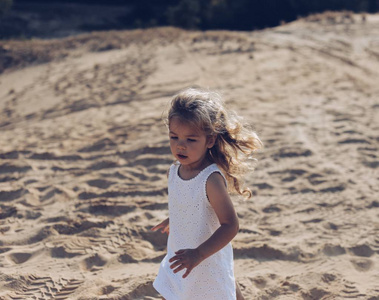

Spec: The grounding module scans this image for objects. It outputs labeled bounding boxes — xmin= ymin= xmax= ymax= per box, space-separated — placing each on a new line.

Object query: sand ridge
xmin=0 ymin=13 xmax=378 ymax=299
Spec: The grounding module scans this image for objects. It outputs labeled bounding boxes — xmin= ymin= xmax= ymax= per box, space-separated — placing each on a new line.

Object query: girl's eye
xmin=188 ymin=139 xmax=196 ymax=142
xmin=170 ymin=136 xmax=178 ymax=140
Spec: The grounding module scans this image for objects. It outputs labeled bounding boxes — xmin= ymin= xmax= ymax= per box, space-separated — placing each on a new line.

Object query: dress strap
xmin=203 ymin=164 xmax=227 ymax=188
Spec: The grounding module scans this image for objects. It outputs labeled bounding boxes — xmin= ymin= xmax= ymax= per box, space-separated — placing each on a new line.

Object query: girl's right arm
xmin=151 ymin=217 xmax=170 ymax=235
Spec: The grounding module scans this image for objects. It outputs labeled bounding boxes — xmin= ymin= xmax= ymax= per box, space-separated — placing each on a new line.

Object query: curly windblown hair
xmin=166 ymin=87 xmax=263 ymax=198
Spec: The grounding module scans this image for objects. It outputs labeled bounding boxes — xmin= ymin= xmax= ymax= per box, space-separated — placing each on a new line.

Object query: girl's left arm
xmin=169 ymin=172 xmax=239 ymax=278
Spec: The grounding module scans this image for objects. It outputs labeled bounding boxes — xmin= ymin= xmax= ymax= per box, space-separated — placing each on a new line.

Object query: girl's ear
xmin=207 ymin=135 xmax=216 ymax=149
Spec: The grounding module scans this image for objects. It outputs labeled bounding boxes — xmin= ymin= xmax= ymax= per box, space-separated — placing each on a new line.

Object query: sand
xmin=0 ymin=12 xmax=378 ymax=299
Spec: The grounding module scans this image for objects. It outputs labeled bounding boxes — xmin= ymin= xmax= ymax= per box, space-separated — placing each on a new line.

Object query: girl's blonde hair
xmin=166 ymin=87 xmax=263 ymax=198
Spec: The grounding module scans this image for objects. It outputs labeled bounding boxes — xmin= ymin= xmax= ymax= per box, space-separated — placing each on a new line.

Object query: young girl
xmin=152 ymin=87 xmax=262 ymax=299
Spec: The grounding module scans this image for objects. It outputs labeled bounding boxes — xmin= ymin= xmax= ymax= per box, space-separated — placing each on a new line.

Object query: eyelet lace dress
xmin=153 ymin=163 xmax=236 ymax=300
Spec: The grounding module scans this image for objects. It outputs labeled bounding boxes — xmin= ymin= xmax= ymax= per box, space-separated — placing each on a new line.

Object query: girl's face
xmin=169 ymin=117 xmax=215 ymax=168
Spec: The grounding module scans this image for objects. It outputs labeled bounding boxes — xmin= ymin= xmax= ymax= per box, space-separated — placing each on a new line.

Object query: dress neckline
xmin=177 ymin=163 xmax=216 ymax=182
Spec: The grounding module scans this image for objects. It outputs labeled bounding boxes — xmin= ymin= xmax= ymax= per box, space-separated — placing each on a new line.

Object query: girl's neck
xmin=178 ymin=158 xmax=213 ymax=180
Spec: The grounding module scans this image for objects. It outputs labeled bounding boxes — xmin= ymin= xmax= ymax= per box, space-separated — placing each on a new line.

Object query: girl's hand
xmin=151 ymin=218 xmax=169 ymax=235
xmin=169 ymin=249 xmax=203 ymax=278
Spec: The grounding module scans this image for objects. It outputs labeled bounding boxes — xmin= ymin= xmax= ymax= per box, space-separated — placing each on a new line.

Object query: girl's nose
xmin=177 ymin=141 xmax=186 ymax=149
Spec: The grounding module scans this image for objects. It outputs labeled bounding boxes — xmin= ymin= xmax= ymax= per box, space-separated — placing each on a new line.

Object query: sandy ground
xmin=0 ymin=12 xmax=378 ymax=299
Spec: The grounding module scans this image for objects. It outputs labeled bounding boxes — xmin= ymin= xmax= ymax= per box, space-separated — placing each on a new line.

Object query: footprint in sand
xmin=76 ymin=199 xmax=136 ymax=216
xmin=251 ymin=276 xmax=267 ymax=289
xmin=348 ymin=244 xmax=375 ymax=257
xmin=340 ymin=280 xmax=366 ymax=298
xmin=86 ymin=179 xmax=116 ymax=189
xmin=50 ymin=245 xmax=85 ymax=259
xmin=0 ymin=188 xmax=27 ymax=202
xmin=7 ymin=252 xmax=32 ymax=264
xmin=78 ymin=137 xmax=117 ymax=153
xmin=322 ymin=244 xmax=346 ymax=256
xmin=303 ymin=287 xmax=330 ymax=300
xmin=350 ymin=258 xmax=374 ymax=272
xmin=81 ymin=253 xmax=108 ymax=272
xmin=0 ymin=162 xmax=32 ymax=174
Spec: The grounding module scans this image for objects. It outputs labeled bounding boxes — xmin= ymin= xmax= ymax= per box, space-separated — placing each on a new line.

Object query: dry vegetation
xmin=303 ymin=10 xmax=358 ymax=24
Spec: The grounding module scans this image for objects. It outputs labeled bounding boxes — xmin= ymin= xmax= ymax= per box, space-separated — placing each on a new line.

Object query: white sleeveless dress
xmin=153 ymin=163 xmax=236 ymax=300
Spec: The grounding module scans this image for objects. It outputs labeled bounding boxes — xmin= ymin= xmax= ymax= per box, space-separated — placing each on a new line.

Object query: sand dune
xmin=0 ymin=12 xmax=378 ymax=299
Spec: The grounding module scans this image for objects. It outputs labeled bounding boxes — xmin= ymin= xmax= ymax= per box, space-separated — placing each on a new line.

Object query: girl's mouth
xmin=177 ymin=154 xmax=188 ymax=160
